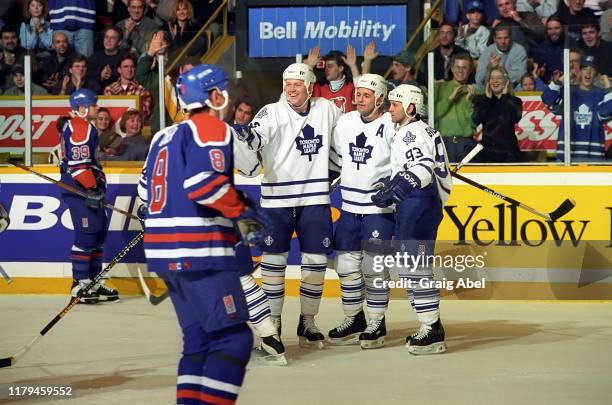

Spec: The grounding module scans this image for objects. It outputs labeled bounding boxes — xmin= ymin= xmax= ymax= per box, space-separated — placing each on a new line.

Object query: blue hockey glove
xmin=235 ymin=207 xmax=272 ymax=246
xmin=231 ymin=124 xmax=255 ymax=145
xmin=85 ymin=188 xmax=105 ymax=210
xmin=371 ymin=172 xmax=420 ymax=208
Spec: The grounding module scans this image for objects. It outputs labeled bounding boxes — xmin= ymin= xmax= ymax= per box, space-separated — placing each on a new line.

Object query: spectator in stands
xmin=473 ymin=66 xmax=523 ymax=162
xmin=491 ymin=0 xmax=546 ymax=51
xmin=19 ymin=0 xmax=53 ymax=58
xmin=434 ymin=21 xmax=470 ymax=81
xmin=516 ymin=0 xmax=558 ymax=22
xmin=96 ymin=107 xmax=126 ymax=161
xmin=389 ymin=49 xmax=420 ymax=86
xmin=191 ymin=0 xmax=222 ymax=37
xmin=542 ymin=54 xmax=609 ymax=161
xmin=531 ymin=15 xmax=565 ymax=83
xmin=168 ymin=0 xmax=204 ymax=56
xmin=554 ymin=0 xmax=598 ymax=44
xmin=53 ymin=55 xmax=100 ymax=95
xmin=569 ymin=47 xmax=584 ymax=84
xmin=601 ymin=7 xmax=612 ymax=41
xmin=117 ymin=108 xmax=149 ymax=160
xmin=87 ymin=26 xmax=126 ymax=91
xmin=476 ymin=24 xmax=527 ymax=89
xmin=48 ymin=0 xmax=95 ymax=57
xmin=231 ymin=98 xmax=254 ymax=125
xmin=305 ymin=45 xmax=359 ymax=113
xmin=578 ymin=19 xmax=612 ymax=76
xmin=443 ymin=0 xmax=500 ymax=25
xmin=135 ymin=30 xmax=169 ymax=133
xmin=103 ymin=55 xmax=153 ymax=121
xmin=39 ymin=31 xmax=74 ymax=92
xmin=118 ymin=0 xmax=161 ymax=56
xmin=515 ymin=69 xmax=546 ymax=91
xmin=455 ymin=0 xmax=490 ymax=60
xmin=0 ymin=27 xmax=27 ymax=91
xmin=435 ymin=52 xmax=477 ymax=162
xmin=3 ymin=64 xmax=48 ymax=95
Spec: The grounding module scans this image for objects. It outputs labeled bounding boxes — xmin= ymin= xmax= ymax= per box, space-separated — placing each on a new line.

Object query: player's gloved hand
xmin=136 ymin=203 xmax=147 ymax=227
xmin=235 ymin=207 xmax=272 ymax=246
xmin=231 ymin=124 xmax=255 ymax=145
xmin=371 ymin=172 xmax=419 ymax=208
xmin=85 ymin=188 xmax=105 ymax=210
xmin=372 ymin=176 xmax=391 ymax=191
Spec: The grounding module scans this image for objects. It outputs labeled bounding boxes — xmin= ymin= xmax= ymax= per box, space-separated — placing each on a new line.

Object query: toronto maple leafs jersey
xmin=391 ymin=119 xmax=452 ymax=204
xmin=138 ymin=113 xmax=249 ymax=275
xmin=331 ymin=111 xmax=394 ymax=214
xmin=246 ymin=97 xmax=342 ymax=208
xmin=60 ymin=117 xmax=105 ymax=190
xmin=542 ymin=83 xmax=607 ymax=160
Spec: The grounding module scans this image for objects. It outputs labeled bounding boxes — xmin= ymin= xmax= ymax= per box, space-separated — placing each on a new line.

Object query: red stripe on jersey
xmin=73 ymin=169 xmax=97 ymax=189
xmin=187 ymin=174 xmax=228 ymax=200
xmin=70 ymin=254 xmax=92 ymax=261
xmin=69 ymin=118 xmax=91 ymax=144
xmin=207 ymin=186 xmax=245 ymax=219
xmin=177 ymin=390 xmax=235 ymax=405
xmin=190 ymin=112 xmax=229 ymax=144
xmin=144 ymin=232 xmax=238 ymax=244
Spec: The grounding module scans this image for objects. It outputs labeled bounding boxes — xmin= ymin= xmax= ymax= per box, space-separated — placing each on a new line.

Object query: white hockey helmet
xmin=282 ymin=63 xmax=316 ymax=90
xmin=355 ymin=73 xmax=388 ymax=101
xmin=388 ymin=84 xmax=424 ymax=116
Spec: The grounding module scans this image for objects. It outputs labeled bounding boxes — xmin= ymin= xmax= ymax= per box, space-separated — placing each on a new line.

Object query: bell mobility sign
xmin=248 ymin=5 xmax=407 ymax=57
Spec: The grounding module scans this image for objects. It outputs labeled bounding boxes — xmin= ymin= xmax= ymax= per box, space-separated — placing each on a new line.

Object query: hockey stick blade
xmin=137 ymin=268 xmax=168 ymax=305
xmin=548 ymin=198 xmax=576 ymax=221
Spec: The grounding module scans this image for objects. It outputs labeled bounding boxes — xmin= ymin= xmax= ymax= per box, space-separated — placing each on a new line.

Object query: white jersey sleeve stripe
xmin=184 ymin=171 xmax=214 ymax=188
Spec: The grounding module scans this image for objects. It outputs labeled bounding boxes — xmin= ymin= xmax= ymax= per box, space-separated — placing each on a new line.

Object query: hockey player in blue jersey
xmin=542 ymin=55 xmax=609 ymax=161
xmin=60 ymin=88 xmax=118 ymax=304
xmin=139 ymin=64 xmax=273 ymax=404
xmin=327 ymin=74 xmax=395 ymax=349
xmin=372 ymin=84 xmax=452 ymax=355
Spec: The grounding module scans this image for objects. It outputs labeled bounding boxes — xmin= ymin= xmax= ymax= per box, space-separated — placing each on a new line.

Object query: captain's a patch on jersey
xmin=223 ymin=294 xmax=237 ymax=319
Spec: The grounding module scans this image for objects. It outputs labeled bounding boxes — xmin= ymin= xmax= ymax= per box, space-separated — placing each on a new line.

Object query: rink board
xmin=0 ymin=165 xmax=611 ymax=299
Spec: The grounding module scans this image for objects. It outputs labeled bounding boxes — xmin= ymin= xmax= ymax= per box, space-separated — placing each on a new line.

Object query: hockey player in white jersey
xmin=328 ymin=74 xmax=395 ymax=349
xmin=235 ymin=63 xmax=342 ymax=348
xmin=372 ymin=84 xmax=452 ymax=355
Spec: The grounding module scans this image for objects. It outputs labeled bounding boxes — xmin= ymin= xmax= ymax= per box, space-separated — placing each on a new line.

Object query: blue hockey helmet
xmin=176 ymin=64 xmax=229 ymax=111
xmin=69 ymin=88 xmax=98 ymax=112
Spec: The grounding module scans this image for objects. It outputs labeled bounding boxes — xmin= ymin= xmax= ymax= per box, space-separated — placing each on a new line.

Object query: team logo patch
xmin=255 ymin=107 xmax=268 ymax=119
xmin=264 ymin=235 xmax=274 ymax=246
xmin=295 ymin=124 xmax=323 ymax=161
xmin=322 ymin=237 xmax=331 ymax=248
xmin=403 ymin=131 xmax=416 ymax=144
xmin=331 ymin=96 xmax=347 ymax=112
xmin=349 ymin=133 xmax=373 ymax=170
xmin=223 ymin=294 xmax=237 ymax=319
xmin=574 ymin=104 xmax=593 ymax=129
xmin=168 ymin=262 xmax=183 ymax=271
xmin=371 ymin=230 xmax=380 ymax=239
xmin=81 ymin=217 xmax=89 ymax=228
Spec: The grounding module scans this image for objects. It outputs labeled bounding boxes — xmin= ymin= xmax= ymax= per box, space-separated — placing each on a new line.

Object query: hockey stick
xmin=10 ymin=161 xmax=141 ymax=222
xmin=0 ymin=231 xmax=144 ymax=368
xmin=453 ymin=143 xmax=484 ymax=173
xmin=451 ymin=171 xmax=576 ymax=221
xmin=0 ymin=202 xmax=9 ymax=234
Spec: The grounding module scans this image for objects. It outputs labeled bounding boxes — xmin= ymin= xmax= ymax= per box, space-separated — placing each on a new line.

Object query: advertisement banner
xmin=0 ymin=96 xmax=139 ymax=153
xmin=248 ymin=5 xmax=407 ymax=58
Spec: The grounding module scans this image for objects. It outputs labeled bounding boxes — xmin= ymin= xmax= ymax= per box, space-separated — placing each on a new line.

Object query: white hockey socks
xmin=299 ymin=252 xmax=327 ymax=316
xmin=239 ymin=274 xmax=277 ymax=337
xmin=336 ymin=251 xmax=365 ymax=316
xmin=260 ymin=252 xmax=288 ymax=317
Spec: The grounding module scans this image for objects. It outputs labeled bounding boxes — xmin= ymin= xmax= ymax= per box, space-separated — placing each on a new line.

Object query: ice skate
xmin=297 ymin=315 xmax=324 ymax=349
xmin=254 ymin=334 xmax=288 ymax=366
xmin=71 ymin=279 xmax=99 ymax=304
xmin=94 ymin=279 xmax=120 ymax=302
xmin=406 ymin=319 xmax=447 ymax=354
xmin=359 ymin=316 xmax=386 ymax=349
xmin=328 ymin=310 xmax=366 ymax=345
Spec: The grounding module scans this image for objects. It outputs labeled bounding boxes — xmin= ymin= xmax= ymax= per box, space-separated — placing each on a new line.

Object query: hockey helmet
xmin=388 ymin=84 xmax=424 ymax=116
xmin=355 ymin=73 xmax=388 ymax=100
xmin=69 ymin=88 xmax=98 ymax=112
xmin=176 ymin=64 xmax=229 ymax=111
xmin=282 ymin=63 xmax=316 ymax=90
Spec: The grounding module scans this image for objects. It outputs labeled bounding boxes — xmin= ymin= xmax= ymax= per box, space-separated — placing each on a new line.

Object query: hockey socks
xmin=260 ymin=252 xmax=288 ymax=317
xmin=299 ymin=252 xmax=326 ymax=316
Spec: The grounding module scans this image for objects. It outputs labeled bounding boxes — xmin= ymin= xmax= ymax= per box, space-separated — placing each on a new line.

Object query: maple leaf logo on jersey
xmin=295 ymin=124 xmax=323 ymax=161
xmin=331 ymin=96 xmax=347 ymax=112
xmin=574 ymin=104 xmax=593 ymax=129
xmin=403 ymin=131 xmax=416 ymax=144
xmin=349 ymin=133 xmax=373 ymax=170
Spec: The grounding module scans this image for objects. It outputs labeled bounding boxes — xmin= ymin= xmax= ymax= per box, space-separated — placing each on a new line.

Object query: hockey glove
xmin=235 ymin=208 xmax=272 ymax=246
xmin=85 ymin=188 xmax=105 ymax=210
xmin=136 ymin=203 xmax=147 ymax=224
xmin=231 ymin=124 xmax=255 ymax=145
xmin=371 ymin=172 xmax=420 ymax=208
